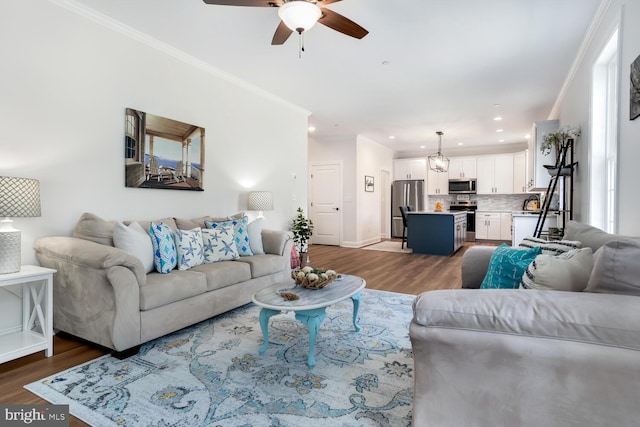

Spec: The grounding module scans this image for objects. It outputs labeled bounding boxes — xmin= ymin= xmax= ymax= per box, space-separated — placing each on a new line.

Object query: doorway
xmin=309 ymin=162 xmax=342 ymax=245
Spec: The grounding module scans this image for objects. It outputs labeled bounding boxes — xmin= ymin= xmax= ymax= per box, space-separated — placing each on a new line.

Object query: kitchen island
xmin=407 ymin=211 xmax=467 ymax=256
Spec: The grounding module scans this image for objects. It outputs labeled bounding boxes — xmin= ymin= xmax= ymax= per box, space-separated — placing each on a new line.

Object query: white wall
xmin=356 ymin=135 xmax=394 ymax=246
xmin=0 ymin=1 xmax=309 ymax=332
xmin=555 ymin=0 xmax=640 ymax=234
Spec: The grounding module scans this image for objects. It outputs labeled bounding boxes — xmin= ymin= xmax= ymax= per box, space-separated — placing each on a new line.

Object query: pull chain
xmin=298 ymin=31 xmax=305 ymax=59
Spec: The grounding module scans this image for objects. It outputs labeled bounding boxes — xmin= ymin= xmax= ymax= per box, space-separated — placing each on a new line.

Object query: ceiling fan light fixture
xmin=278 ymin=1 xmax=322 ymax=33
xmin=428 ymin=131 xmax=450 ymax=173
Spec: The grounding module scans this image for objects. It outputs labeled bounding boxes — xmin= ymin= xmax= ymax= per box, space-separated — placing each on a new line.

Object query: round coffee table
xmin=252 ymin=274 xmax=365 ymax=368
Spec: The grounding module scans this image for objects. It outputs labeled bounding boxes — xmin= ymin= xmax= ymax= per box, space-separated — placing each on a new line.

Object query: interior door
xmin=309 ymin=163 xmax=341 ymax=245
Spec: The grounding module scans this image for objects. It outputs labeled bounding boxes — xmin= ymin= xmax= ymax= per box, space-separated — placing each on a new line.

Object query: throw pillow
xmin=205 ymin=216 xmax=254 ymax=257
xmin=202 ymin=226 xmax=239 ymax=262
xmin=585 ymin=239 xmax=640 ymax=295
xmin=175 ymin=228 xmax=205 ymax=270
xmin=113 ymin=221 xmax=154 ymax=273
xmin=149 ymin=222 xmax=177 ymax=274
xmin=72 ymin=212 xmax=116 ymax=247
xmin=518 ymin=236 xmax=581 ymax=255
xmin=247 ymin=217 xmax=265 ymax=255
xmin=519 ymin=247 xmax=593 ymax=291
xmin=480 ymin=244 xmax=542 ymax=289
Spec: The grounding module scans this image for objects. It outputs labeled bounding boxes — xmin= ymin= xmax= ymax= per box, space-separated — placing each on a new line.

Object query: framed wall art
xmin=631 ymin=54 xmax=640 ymax=120
xmin=365 ymin=175 xmax=374 ymax=192
xmin=124 ymin=108 xmax=205 ymax=191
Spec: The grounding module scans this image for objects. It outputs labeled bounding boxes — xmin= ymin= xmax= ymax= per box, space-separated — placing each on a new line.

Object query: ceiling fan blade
xmin=318 ymin=7 xmax=368 ymax=39
xmin=202 ymin=0 xmax=280 ymax=7
xmin=272 ymin=20 xmax=293 ymax=45
xmin=315 ymin=0 xmax=342 ymax=4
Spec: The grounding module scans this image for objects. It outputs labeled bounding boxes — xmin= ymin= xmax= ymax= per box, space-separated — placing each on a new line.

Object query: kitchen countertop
xmin=408 ymin=210 xmax=466 ymax=215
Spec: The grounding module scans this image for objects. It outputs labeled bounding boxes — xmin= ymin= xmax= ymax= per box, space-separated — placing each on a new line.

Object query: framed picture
xmin=631 ymin=54 xmax=640 ymax=120
xmin=124 ymin=108 xmax=205 ymax=191
xmin=365 ymin=175 xmax=374 ymax=192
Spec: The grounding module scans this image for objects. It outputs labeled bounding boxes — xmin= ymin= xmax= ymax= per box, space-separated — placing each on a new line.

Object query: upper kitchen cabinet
xmin=528 ymin=120 xmax=558 ymax=191
xmin=448 ymin=157 xmax=477 ymax=179
xmin=394 ymin=158 xmax=427 ymax=181
xmin=513 ymin=151 xmax=528 ymax=194
xmin=427 ymin=168 xmax=449 ymax=195
xmin=477 ymin=154 xmax=514 ymax=194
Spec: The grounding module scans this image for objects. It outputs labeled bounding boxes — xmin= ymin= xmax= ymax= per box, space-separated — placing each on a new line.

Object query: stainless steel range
xmin=449 ymin=200 xmax=477 ymax=242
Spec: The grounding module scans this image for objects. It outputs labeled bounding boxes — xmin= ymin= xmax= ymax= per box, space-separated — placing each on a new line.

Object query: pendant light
xmin=428 ymin=131 xmax=450 ymax=173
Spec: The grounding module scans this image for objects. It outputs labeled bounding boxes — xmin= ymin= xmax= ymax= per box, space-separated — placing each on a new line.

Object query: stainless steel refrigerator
xmin=391 ymin=179 xmax=425 ymax=238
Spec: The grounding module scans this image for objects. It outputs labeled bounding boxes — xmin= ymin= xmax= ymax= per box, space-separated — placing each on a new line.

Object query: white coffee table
xmin=252 ymin=274 xmax=365 ymax=368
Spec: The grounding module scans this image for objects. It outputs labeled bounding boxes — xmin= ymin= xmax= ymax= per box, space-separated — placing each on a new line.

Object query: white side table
xmin=0 ymin=265 xmax=56 ymax=364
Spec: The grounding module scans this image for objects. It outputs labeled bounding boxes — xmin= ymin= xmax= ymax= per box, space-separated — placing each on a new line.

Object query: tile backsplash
xmin=428 ymin=194 xmax=540 ymax=212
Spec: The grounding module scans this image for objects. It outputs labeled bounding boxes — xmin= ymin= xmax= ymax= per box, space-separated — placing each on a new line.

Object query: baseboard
xmin=340 ymin=237 xmax=381 ymax=248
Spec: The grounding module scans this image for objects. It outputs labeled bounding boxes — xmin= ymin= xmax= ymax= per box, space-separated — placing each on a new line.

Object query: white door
xmin=310 ymin=163 xmax=341 ymax=245
xmin=380 ymin=170 xmax=391 ymax=238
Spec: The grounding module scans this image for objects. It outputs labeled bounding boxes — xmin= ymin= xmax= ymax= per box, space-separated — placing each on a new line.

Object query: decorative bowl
xmin=291 ymin=267 xmax=340 ymax=290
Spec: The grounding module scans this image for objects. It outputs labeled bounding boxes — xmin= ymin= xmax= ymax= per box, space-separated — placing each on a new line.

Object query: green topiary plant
xmin=291 ymin=207 xmax=314 ymax=255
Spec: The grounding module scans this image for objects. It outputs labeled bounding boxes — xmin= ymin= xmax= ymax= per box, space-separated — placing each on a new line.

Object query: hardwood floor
xmin=0 ymin=240 xmax=495 ymax=426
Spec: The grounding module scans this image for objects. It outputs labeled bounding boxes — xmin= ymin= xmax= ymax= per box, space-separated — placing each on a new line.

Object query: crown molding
xmin=549 ymin=0 xmax=613 ymax=119
xmin=47 ymin=0 xmax=311 ymax=117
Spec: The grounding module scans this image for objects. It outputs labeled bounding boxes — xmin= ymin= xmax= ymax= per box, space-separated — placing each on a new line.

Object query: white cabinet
xmin=513 ymin=151 xmax=528 ymax=194
xmin=0 ymin=265 xmax=56 ymax=364
xmin=477 ymin=154 xmax=514 ymax=194
xmin=512 ymin=214 xmax=558 ymax=246
xmin=500 ymin=213 xmax=512 ymax=240
xmin=477 ymin=212 xmax=512 ymax=240
xmin=427 ymin=168 xmax=449 ymax=195
xmin=527 ymin=120 xmax=558 ymax=191
xmin=448 ymin=157 xmax=477 ymax=179
xmin=394 ymin=158 xmax=427 ymax=181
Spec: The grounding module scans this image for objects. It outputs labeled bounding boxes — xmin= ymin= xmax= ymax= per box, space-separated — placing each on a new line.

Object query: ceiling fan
xmin=202 ymin=0 xmax=368 ymax=45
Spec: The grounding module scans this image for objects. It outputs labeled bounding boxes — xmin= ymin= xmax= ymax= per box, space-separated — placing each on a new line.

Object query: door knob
xmin=334 ymin=207 xmax=339 ymax=211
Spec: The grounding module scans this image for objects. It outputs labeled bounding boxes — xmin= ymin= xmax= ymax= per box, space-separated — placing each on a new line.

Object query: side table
xmin=0 ymin=265 xmax=56 ymax=364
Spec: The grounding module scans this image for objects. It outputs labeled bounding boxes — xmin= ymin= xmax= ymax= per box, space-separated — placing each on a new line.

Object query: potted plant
xmin=541 ymin=125 xmax=581 ymax=173
xmin=291 ymin=207 xmax=314 ymax=266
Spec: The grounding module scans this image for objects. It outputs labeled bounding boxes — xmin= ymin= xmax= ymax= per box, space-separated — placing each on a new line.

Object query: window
xmin=590 ymin=29 xmax=618 ymax=233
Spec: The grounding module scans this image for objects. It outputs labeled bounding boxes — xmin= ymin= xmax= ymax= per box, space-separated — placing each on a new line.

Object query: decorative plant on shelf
xmin=291 ymin=207 xmax=314 ymax=262
xmin=541 ymin=125 xmax=581 ymax=167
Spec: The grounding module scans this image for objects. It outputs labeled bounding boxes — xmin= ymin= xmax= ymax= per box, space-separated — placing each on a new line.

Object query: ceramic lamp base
xmin=0 ymin=220 xmax=21 ymax=274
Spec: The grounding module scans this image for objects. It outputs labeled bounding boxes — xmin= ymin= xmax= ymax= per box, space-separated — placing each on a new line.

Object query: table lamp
xmin=0 ymin=177 xmax=41 ymax=274
xmin=248 ymin=191 xmax=273 ymax=218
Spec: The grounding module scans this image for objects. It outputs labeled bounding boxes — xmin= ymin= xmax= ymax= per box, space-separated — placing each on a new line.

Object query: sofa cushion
xmin=191 ymin=261 xmax=252 ymax=291
xmin=520 ymin=247 xmax=593 ymax=291
xmin=247 ymin=217 xmax=265 ymax=255
xmin=236 ymin=254 xmax=287 ymax=278
xmin=480 ymin=244 xmax=541 ymax=289
xmin=518 ymin=236 xmax=581 ymax=255
xmin=72 ymin=212 xmax=116 ymax=246
xmin=149 ymin=222 xmax=177 ymax=274
xmin=113 ymin=221 xmax=154 ymax=273
xmin=175 ymin=228 xmax=205 ymax=270
xmin=202 ymin=227 xmax=239 ymax=262
xmin=585 ymin=239 xmax=640 ymax=295
xmin=563 ymin=221 xmax=629 ymax=252
xmin=140 ymin=270 xmax=208 ymax=311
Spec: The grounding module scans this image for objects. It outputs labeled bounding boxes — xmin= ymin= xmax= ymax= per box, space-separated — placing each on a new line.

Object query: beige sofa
xmin=34 ymin=213 xmax=293 ymax=354
xmin=410 ymin=221 xmax=640 ymax=426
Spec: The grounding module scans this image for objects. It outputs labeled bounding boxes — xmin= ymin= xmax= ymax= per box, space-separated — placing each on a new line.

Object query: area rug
xmin=363 ymin=240 xmax=413 ymax=253
xmin=26 ymin=289 xmax=415 ymax=426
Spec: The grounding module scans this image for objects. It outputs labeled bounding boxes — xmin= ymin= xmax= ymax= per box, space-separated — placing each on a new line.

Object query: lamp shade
xmin=0 ymin=177 xmax=41 ymax=217
xmin=0 ymin=177 xmax=41 ymax=273
xmin=278 ymin=1 xmax=322 ymax=33
xmin=248 ymin=191 xmax=273 ymax=212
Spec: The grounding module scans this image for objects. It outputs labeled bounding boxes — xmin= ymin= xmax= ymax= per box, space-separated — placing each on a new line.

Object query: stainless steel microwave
xmin=448 ymin=178 xmax=477 ymax=194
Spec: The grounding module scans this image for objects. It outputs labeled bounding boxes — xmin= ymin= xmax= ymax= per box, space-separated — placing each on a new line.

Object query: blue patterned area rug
xmin=26 ymin=289 xmax=415 ymax=426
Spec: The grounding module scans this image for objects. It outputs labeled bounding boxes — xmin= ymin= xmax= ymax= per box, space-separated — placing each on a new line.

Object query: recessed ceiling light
xmin=457 ymin=142 xmax=464 ymax=146
xmin=494 ymin=116 xmax=502 ymax=121
xmin=389 ymin=135 xmax=395 ymax=139
xmin=496 ymin=129 xmax=504 ymax=133
xmin=420 ymin=145 xmax=426 ymax=149
xmin=494 ymin=104 xmax=501 ymax=108
xmin=499 ymin=139 xmax=505 ymax=142
xmin=525 ymin=134 xmax=531 ymax=139
xmin=308 ymin=126 xmax=316 ymax=132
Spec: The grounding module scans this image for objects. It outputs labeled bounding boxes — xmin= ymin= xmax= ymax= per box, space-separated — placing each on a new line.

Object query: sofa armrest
xmin=412 ymin=289 xmax=640 ymax=349
xmin=461 ymin=246 xmax=496 ymax=288
xmin=34 ymin=236 xmax=144 ymax=351
xmin=261 ymin=229 xmax=293 ymax=256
